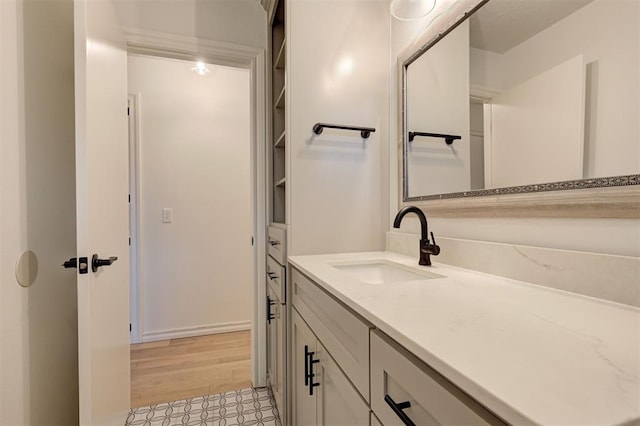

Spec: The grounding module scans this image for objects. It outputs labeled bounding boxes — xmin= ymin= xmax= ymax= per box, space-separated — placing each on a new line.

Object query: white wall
xmin=488 ymin=55 xmax=586 ymax=187
xmin=113 ymin=0 xmax=266 ymax=49
xmin=1 ymin=0 xmax=79 ymax=424
xmin=406 ymin=20 xmax=469 ymax=197
xmin=390 ymin=0 xmax=640 ymax=258
xmin=287 ymin=0 xmax=390 ymax=255
xmin=128 ymin=55 xmax=252 ymax=340
xmin=471 ymin=0 xmax=639 ymax=179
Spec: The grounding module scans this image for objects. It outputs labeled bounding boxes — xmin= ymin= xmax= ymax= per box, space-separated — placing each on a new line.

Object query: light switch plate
xmin=162 ymin=208 xmax=173 ymax=223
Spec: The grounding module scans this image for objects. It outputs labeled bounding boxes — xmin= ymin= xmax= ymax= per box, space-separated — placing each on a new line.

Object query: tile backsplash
xmin=387 ymin=231 xmax=639 ymax=307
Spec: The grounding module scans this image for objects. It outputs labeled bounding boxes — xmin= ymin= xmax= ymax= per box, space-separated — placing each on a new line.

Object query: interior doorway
xmin=128 ymin=34 xmax=266 ymax=402
xmin=127 ymin=54 xmax=254 ymax=407
xmin=127 ymin=54 xmax=253 ymax=344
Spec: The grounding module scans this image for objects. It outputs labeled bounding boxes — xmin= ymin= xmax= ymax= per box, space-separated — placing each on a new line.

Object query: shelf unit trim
xmin=274 ymin=131 xmax=286 ymax=148
xmin=274 ymin=86 xmax=286 ymax=109
xmin=274 ymin=39 xmax=286 ymax=70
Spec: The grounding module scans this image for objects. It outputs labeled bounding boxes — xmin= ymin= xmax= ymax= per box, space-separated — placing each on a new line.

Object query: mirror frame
xmin=398 ymin=0 xmax=640 ymax=218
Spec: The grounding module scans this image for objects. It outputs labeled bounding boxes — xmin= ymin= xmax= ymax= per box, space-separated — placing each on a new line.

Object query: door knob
xmin=63 ymin=258 xmax=77 ymax=268
xmin=62 ymin=257 xmax=89 ymax=274
xmin=91 ymin=254 xmax=118 ymax=273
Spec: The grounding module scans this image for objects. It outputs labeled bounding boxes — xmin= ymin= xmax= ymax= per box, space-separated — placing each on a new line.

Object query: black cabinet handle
xmin=307 ymin=349 xmax=320 ymax=396
xmin=269 ymin=240 xmax=280 ymax=246
xmin=267 ymin=271 xmax=278 ymax=280
xmin=266 ymin=296 xmax=275 ymax=324
xmin=304 ymin=345 xmax=310 ymax=387
xmin=385 ymin=395 xmax=416 ymax=426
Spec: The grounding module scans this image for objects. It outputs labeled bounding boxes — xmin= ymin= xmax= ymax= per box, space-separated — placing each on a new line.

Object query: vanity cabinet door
xmin=316 ymin=341 xmax=370 ymax=426
xmin=291 ymin=309 xmax=317 ymax=426
xmin=371 ymin=413 xmax=383 ymax=426
xmin=274 ymin=298 xmax=286 ymax=420
xmin=291 ymin=268 xmax=371 ymax=401
xmin=267 ymin=285 xmax=285 ymax=420
xmin=371 ymin=330 xmax=505 ymax=426
xmin=266 ymin=286 xmax=277 ymax=401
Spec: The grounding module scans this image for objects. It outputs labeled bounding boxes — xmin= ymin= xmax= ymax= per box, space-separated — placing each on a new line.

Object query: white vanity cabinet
xmin=288 ymin=264 xmax=507 ymax=426
xmin=290 ymin=309 xmax=369 ymax=426
xmin=290 ymin=268 xmax=371 ymax=400
xmin=289 ymin=267 xmax=372 ymax=425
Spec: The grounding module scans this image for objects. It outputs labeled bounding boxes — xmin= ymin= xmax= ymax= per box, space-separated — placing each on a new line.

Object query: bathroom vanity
xmin=287 ymin=252 xmax=639 ymax=425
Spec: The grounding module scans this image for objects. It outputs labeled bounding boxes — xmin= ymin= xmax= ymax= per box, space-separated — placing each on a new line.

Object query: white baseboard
xmin=142 ymin=320 xmax=251 ymax=342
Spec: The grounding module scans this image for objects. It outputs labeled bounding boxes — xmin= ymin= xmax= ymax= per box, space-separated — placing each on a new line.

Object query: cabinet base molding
xmin=142 ymin=321 xmax=251 ymax=342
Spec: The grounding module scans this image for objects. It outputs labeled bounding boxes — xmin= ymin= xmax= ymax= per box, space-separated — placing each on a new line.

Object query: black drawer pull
xmin=266 ymin=296 xmax=275 ymax=324
xmin=307 ymin=350 xmax=320 ymax=396
xmin=385 ymin=395 xmax=416 ymax=426
xmin=304 ymin=345 xmax=310 ymax=386
xmin=267 ymin=271 xmax=278 ymax=280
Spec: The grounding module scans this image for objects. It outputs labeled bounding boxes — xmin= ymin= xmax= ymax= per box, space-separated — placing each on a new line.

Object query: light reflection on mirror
xmin=404 ymin=0 xmax=639 ymax=200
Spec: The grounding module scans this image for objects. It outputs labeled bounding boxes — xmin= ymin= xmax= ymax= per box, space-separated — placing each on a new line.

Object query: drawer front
xmin=267 ymin=226 xmax=286 ymax=265
xmin=371 ymin=330 xmax=505 ymax=426
xmin=291 ymin=267 xmax=371 ymax=402
xmin=267 ymin=255 xmax=286 ymax=302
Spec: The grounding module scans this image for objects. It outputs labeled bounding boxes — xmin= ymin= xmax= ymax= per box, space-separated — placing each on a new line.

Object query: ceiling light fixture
xmin=390 ymin=0 xmax=437 ymax=21
xmin=192 ymin=61 xmax=210 ymax=76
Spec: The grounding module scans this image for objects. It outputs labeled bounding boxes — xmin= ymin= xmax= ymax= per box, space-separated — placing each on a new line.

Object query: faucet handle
xmin=424 ymin=232 xmax=440 ymax=256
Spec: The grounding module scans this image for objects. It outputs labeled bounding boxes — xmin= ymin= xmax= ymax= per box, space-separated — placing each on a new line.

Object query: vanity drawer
xmin=266 ymin=255 xmax=285 ymax=302
xmin=291 ymin=267 xmax=372 ymax=402
xmin=267 ymin=226 xmax=286 ymax=265
xmin=371 ymin=330 xmax=505 ymax=426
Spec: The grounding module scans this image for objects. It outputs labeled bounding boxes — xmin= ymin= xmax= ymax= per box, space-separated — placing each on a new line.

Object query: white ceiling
xmin=469 ymin=0 xmax=594 ymax=54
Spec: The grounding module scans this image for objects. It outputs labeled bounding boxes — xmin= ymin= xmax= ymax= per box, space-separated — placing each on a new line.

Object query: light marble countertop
xmin=288 ymin=251 xmax=640 ymax=426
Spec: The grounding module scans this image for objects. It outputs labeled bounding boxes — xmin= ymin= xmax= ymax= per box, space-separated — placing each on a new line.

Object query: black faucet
xmin=393 ymin=206 xmax=440 ymax=266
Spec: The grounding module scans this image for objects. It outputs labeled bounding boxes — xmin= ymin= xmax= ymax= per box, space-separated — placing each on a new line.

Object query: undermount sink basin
xmin=331 ymin=260 xmax=444 ymax=284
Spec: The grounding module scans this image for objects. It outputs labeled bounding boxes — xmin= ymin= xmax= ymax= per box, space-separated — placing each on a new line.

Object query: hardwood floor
xmin=130 ymin=330 xmax=252 ymax=408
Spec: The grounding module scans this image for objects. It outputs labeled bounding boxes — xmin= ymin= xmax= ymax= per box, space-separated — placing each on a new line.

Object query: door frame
xmin=123 ymin=27 xmax=268 ymax=387
xmin=128 ymin=93 xmax=142 ymax=344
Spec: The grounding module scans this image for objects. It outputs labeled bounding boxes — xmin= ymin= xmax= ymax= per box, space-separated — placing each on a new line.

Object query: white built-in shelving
xmin=270 ymin=0 xmax=286 ymax=224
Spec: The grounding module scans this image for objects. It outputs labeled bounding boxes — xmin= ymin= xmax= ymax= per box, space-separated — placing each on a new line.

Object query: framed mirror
xmin=399 ymin=0 xmax=639 ymax=217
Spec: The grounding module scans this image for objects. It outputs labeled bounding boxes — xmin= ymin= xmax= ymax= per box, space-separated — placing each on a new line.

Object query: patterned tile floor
xmin=126 ymin=387 xmax=281 ymax=426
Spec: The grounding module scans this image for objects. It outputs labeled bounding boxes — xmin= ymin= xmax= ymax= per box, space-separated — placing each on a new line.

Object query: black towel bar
xmin=312 ymin=122 xmax=376 ymax=139
xmin=408 ymin=131 xmax=461 ymax=145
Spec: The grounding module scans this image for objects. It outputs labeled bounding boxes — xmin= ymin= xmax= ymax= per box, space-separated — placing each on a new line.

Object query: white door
xmin=74 ymin=0 xmax=130 ymax=423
